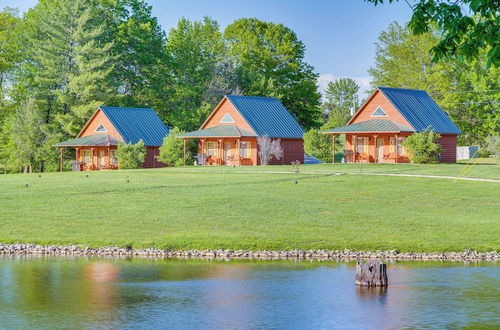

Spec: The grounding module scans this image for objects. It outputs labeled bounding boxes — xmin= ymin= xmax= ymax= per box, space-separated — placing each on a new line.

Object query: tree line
xmin=0 ymin=0 xmax=498 ymax=171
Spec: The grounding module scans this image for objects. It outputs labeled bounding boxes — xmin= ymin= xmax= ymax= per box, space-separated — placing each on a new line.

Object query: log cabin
xmin=176 ymin=95 xmax=304 ymax=165
xmin=53 ymin=106 xmax=169 ymax=171
xmin=324 ymin=87 xmax=462 ymax=163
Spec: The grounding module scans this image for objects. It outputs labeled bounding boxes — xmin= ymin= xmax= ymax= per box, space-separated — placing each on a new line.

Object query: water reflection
xmin=0 ymin=256 xmax=498 ymax=329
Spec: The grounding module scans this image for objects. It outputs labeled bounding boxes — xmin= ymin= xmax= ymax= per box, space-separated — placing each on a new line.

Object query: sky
xmin=3 ymin=0 xmax=413 ymax=96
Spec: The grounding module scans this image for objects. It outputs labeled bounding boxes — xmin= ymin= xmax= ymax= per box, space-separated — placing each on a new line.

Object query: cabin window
xmin=371 ymin=106 xmax=387 ymax=117
xmin=83 ymin=150 xmax=92 ymax=164
xmin=110 ymin=150 xmax=118 ymax=165
xmin=240 ymin=141 xmax=251 ymax=158
xmin=355 ymin=137 xmax=369 ymax=154
xmin=220 ymin=113 xmax=235 ymax=123
xmin=205 ymin=142 xmax=217 ymax=157
xmin=95 ymin=124 xmax=107 ymax=132
xmin=390 ymin=137 xmax=406 ymax=154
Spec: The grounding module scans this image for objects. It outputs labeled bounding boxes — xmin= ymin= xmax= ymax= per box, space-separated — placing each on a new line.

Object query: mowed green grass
xmin=173 ymin=158 xmax=500 ymax=180
xmin=0 ymin=164 xmax=499 ymax=252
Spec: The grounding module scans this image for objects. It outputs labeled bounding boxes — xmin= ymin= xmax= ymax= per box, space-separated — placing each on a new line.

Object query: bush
xmin=485 ymin=135 xmax=500 ymax=158
xmin=402 ymin=130 xmax=443 ymax=164
xmin=116 ymin=140 xmax=146 ymax=169
xmin=157 ymin=128 xmax=196 ymax=166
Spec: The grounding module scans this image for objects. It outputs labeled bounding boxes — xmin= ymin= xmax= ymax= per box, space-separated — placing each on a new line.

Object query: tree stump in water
xmin=355 ymin=261 xmax=388 ymax=287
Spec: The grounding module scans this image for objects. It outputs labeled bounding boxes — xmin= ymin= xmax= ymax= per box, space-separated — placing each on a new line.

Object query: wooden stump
xmin=355 ymin=260 xmax=388 ymax=287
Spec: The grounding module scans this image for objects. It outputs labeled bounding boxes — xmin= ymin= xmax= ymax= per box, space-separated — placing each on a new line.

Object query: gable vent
xmin=371 ymin=106 xmax=388 ymax=117
xmin=220 ymin=113 xmax=235 ymax=123
xmin=95 ymin=124 xmax=107 ymax=132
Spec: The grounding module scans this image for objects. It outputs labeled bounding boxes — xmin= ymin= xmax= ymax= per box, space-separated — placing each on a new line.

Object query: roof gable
xmin=99 ymin=106 xmax=169 ymax=146
xmin=378 ymin=87 xmax=462 ymax=134
xmin=225 ymin=95 xmax=304 ymax=138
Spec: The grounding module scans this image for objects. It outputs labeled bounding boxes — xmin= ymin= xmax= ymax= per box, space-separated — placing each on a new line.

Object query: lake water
xmin=0 ymin=257 xmax=498 ymax=329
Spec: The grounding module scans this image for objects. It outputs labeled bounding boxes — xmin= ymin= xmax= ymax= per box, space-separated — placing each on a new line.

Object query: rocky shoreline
xmin=0 ymin=243 xmax=498 ymax=261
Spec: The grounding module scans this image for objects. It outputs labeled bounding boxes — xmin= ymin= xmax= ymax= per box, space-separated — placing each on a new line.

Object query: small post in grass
xmin=291 ymin=160 xmax=300 ymax=184
xmin=355 ymin=260 xmax=388 ymax=287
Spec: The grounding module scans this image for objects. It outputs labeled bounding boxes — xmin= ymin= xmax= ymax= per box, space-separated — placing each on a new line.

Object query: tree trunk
xmin=355 ymin=261 xmax=388 ymax=287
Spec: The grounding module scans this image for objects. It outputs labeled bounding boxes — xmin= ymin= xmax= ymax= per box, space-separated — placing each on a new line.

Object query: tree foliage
xmin=225 ymin=18 xmax=322 ymax=130
xmin=157 ymin=127 xmax=196 ymax=166
xmin=115 ymin=139 xmax=146 ymax=169
xmin=303 ymin=129 xmax=330 ymax=162
xmin=322 ymin=78 xmax=360 ymax=129
xmin=403 ymin=129 xmax=443 ymax=163
xmin=366 ymin=0 xmax=499 ymax=67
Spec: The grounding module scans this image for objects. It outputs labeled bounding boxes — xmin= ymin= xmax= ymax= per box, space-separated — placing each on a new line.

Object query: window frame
xmin=240 ymin=141 xmax=251 ymax=158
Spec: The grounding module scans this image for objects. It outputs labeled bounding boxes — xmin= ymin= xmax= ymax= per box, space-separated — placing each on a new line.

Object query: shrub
xmin=402 ymin=130 xmax=443 ymax=164
xmin=485 ymin=135 xmax=500 ymax=158
xmin=157 ymin=128 xmax=196 ymax=166
xmin=116 ymin=140 xmax=146 ymax=169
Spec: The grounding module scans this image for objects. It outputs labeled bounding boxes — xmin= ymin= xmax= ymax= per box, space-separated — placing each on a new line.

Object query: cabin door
xmin=98 ymin=150 xmax=105 ymax=169
xmin=376 ymin=138 xmax=385 ymax=163
xmin=223 ymin=142 xmax=232 ymax=165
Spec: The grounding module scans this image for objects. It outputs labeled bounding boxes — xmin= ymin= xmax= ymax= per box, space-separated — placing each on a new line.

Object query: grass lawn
xmin=173 ymin=158 xmax=500 ymax=180
xmin=0 ymin=163 xmax=498 ymax=252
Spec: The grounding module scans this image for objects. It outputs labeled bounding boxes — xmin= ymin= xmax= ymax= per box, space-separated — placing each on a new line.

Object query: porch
xmin=53 ymin=134 xmax=120 ymax=171
xmin=324 ymin=119 xmax=414 ymax=163
xmin=176 ymin=125 xmax=258 ymax=166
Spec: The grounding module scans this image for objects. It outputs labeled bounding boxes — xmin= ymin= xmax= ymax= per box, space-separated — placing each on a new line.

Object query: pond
xmin=0 ymin=257 xmax=498 ymax=329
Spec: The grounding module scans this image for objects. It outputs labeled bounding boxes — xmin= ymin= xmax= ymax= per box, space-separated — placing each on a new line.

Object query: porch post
xmin=236 ymin=139 xmax=240 ymax=166
xmin=183 ymin=138 xmax=187 ymax=167
xmin=332 ymin=134 xmax=335 ymax=164
xmin=107 ymin=147 xmax=111 ymax=168
xmin=59 ymin=147 xmax=63 ymax=172
xmin=395 ymin=133 xmax=399 ymax=163
xmin=218 ymin=139 xmax=223 ymax=165
xmin=373 ymin=134 xmax=378 ymax=163
xmin=352 ymin=134 xmax=357 ymax=163
xmin=200 ymin=138 xmax=206 ymax=166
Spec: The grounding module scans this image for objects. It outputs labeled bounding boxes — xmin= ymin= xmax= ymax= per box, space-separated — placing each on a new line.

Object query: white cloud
xmin=317 ymin=73 xmax=372 ymax=99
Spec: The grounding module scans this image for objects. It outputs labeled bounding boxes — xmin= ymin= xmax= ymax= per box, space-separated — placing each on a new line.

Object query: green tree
xmin=157 ymin=127 xmax=196 ymax=166
xmin=8 ymin=98 xmax=45 ymax=173
xmin=19 ymin=0 xmax=115 ymax=136
xmin=366 ymin=0 xmax=499 ymax=67
xmin=403 ymin=129 xmax=443 ymax=163
xmin=116 ymin=139 xmax=146 ymax=169
xmin=224 ymin=18 xmax=322 ymax=130
xmin=99 ymin=0 xmax=168 ymax=111
xmin=303 ymin=129 xmax=330 ymax=162
xmin=322 ymin=78 xmax=360 ymax=129
xmin=165 ymin=17 xmax=226 ymax=131
xmin=0 ymin=7 xmax=20 ymax=111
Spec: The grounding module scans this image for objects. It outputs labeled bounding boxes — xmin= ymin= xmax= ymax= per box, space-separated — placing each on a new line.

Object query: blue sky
xmin=3 ymin=0 xmax=413 ymax=95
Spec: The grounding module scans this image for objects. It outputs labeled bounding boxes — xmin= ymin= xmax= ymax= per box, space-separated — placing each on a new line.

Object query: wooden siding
xmin=78 ymin=109 xmax=124 ymax=140
xmin=202 ymin=97 xmax=255 ymax=132
xmin=142 ymin=147 xmax=165 ymax=168
xmin=268 ymin=139 xmax=304 ymax=165
xmin=438 ymin=134 xmax=457 ymax=163
xmin=349 ymin=90 xmax=413 ymax=127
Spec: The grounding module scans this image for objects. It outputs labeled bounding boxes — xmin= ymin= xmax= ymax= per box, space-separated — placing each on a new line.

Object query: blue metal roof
xmin=100 ymin=106 xmax=169 ymax=146
xmin=378 ymin=87 xmax=462 ymax=134
xmin=226 ymin=95 xmax=304 ymax=138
